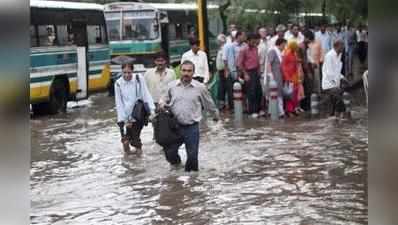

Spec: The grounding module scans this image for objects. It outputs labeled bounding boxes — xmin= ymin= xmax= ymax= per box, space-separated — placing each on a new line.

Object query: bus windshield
xmin=105 ymin=10 xmax=159 ymax=41
xmin=122 ymin=13 xmax=159 ymax=41
xmin=105 ymin=12 xmax=121 ymax=41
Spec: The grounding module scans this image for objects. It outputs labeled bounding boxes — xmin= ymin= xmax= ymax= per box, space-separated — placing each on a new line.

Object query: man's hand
xmin=117 ymin=121 xmax=125 ymax=129
xmin=148 ymin=112 xmax=156 ymax=122
xmin=158 ymin=101 xmax=166 ymax=110
xmin=243 ymin=72 xmax=250 ymax=82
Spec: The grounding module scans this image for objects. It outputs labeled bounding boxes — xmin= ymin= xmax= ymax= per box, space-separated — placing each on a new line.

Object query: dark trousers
xmin=218 ymin=70 xmax=234 ymax=109
xmin=163 ymin=123 xmax=200 ymax=172
xmin=126 ymin=122 xmax=144 ymax=149
xmin=300 ymin=72 xmax=314 ymax=111
xmin=357 ymin=41 xmax=367 ymax=64
xmin=325 ymin=88 xmax=346 ymax=115
xmin=245 ymin=69 xmax=262 ymax=114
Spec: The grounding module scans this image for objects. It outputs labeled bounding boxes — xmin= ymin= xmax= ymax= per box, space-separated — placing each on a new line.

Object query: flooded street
xmin=31 ymin=93 xmax=368 ymax=225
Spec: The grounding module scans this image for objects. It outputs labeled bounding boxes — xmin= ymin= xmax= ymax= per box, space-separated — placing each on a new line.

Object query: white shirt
xmin=356 ymin=30 xmax=368 ymax=42
xmin=181 ymin=49 xmax=210 ymax=83
xmin=316 ymin=31 xmax=332 ymax=57
xmin=216 ymin=46 xmax=225 ymax=71
xmin=114 ymin=74 xmax=155 ymax=123
xmin=258 ymin=38 xmax=269 ymax=74
xmin=226 ymin=35 xmax=233 ymax=44
xmin=322 ymin=49 xmax=344 ymax=90
xmin=144 ymin=68 xmax=176 ymax=103
xmin=268 ymin=35 xmax=279 ymax=49
xmin=284 ymin=32 xmax=304 ymax=44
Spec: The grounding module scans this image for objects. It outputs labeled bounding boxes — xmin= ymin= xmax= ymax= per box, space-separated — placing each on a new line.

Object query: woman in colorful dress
xmin=281 ymin=41 xmax=302 ymax=117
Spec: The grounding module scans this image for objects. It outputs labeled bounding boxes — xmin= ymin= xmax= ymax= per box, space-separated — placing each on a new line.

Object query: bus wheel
xmin=31 ymin=103 xmax=49 ymax=116
xmin=48 ymin=80 xmax=68 ymax=114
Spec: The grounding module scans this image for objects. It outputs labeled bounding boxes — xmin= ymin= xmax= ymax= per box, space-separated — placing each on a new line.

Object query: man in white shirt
xmin=144 ymin=51 xmax=176 ymax=107
xmin=258 ymin=27 xmax=270 ymax=75
xmin=284 ymin=24 xmax=304 ymax=44
xmin=322 ymin=39 xmax=347 ymax=117
xmin=181 ymin=38 xmax=210 ymax=84
xmin=257 ymin=27 xmax=270 ymax=116
xmin=315 ymin=24 xmax=332 ymax=61
xmin=115 ymin=63 xmax=156 ymax=155
xmin=269 ymin=24 xmax=286 ymax=49
xmin=226 ymin=23 xmax=237 ymax=44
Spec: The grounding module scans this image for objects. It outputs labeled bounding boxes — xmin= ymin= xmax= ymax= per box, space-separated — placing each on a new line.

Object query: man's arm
xmin=140 ymin=75 xmax=156 ymax=114
xmin=199 ymin=86 xmax=220 ymax=120
xmin=203 ymin=53 xmax=210 ymax=83
xmin=159 ymin=83 xmax=172 ymax=108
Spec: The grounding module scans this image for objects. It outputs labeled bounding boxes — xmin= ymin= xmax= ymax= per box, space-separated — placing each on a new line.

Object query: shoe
xmin=259 ymin=110 xmax=266 ymax=116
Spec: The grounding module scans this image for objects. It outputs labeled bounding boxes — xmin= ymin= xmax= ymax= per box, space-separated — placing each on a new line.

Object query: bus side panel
xmin=87 ymin=45 xmax=111 ymax=92
xmin=109 ymin=42 xmax=161 ymax=56
xmin=30 ymin=47 xmax=78 ymax=103
xmin=168 ymin=40 xmax=190 ymax=64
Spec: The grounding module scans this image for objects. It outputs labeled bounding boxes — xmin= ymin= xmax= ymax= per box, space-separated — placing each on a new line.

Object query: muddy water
xmin=31 ymin=93 xmax=367 ymax=225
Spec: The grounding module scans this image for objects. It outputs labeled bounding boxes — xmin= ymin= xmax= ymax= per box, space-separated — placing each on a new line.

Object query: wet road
xmin=31 ymin=93 xmax=368 ymax=225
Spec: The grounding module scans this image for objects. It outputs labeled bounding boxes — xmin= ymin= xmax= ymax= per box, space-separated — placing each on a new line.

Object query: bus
xmin=30 ymin=0 xmax=111 ymax=115
xmin=148 ymin=3 xmax=222 ymax=65
xmin=104 ymin=2 xmax=223 ymax=75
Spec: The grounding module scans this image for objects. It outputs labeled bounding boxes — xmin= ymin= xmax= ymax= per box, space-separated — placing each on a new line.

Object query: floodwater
xmin=31 ymin=93 xmax=368 ymax=225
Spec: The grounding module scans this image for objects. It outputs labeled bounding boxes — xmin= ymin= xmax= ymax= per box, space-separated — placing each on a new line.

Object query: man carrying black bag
xmin=158 ymin=60 xmax=220 ymax=172
xmin=152 ymin=110 xmax=183 ymax=148
xmin=115 ymin=63 xmax=155 ymax=155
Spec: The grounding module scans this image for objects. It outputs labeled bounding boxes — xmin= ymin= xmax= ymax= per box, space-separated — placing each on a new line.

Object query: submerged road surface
xmin=31 ymin=93 xmax=368 ymax=225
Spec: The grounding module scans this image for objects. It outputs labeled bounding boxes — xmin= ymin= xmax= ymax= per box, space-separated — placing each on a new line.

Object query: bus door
xmin=73 ymin=23 xmax=89 ymax=100
xmin=159 ymin=11 xmax=169 ymax=58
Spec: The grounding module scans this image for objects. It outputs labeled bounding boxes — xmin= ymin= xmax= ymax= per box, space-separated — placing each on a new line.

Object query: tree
xmin=218 ymin=0 xmax=231 ymax=33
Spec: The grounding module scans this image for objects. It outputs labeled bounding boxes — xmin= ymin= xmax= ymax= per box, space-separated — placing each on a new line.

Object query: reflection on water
xmin=31 ymin=93 xmax=367 ymax=225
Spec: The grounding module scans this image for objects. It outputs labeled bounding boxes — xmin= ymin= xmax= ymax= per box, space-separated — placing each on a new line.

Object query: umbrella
xmin=111 ymin=55 xmax=136 ymax=65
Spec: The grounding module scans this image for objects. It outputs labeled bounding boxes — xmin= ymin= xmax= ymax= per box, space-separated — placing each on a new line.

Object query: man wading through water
xmin=159 ymin=60 xmax=220 ymax=172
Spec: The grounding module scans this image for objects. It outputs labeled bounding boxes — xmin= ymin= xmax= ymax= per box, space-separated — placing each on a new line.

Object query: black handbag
xmin=153 ymin=110 xmax=183 ymax=147
xmin=131 ymin=75 xmax=150 ymax=126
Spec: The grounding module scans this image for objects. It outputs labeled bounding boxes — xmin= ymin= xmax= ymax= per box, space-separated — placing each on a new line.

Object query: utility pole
xmin=197 ymin=0 xmax=209 ymax=54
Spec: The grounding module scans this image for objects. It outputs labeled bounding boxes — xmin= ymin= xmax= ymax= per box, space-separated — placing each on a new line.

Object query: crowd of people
xmin=113 ymin=22 xmax=368 ymax=172
xmin=215 ymin=22 xmax=368 ymax=118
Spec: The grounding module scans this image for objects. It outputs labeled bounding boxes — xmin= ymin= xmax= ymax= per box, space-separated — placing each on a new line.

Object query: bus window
xmin=175 ymin=23 xmax=183 ymax=40
xmin=56 ymin=25 xmax=70 ymax=46
xmin=30 ymin=25 xmax=38 ymax=47
xmin=38 ymin=25 xmax=57 ymax=47
xmin=105 ymin=12 xmax=121 ymax=41
xmin=122 ymin=12 xmax=159 ymax=40
xmin=168 ymin=23 xmax=176 ymax=40
xmin=88 ymin=25 xmax=106 ymax=45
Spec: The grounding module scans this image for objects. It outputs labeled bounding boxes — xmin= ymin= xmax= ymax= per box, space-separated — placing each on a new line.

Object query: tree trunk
xmin=219 ymin=0 xmax=231 ymax=34
xmin=322 ymin=0 xmax=326 ymax=23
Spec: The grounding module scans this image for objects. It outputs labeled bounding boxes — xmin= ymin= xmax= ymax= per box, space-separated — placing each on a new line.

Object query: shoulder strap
xmin=116 ymin=80 xmax=125 ymax=106
xmin=135 ymin=74 xmax=141 ymax=99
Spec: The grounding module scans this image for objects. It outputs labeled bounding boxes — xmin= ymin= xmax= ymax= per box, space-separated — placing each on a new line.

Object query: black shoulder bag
xmin=131 ymin=75 xmax=150 ymax=126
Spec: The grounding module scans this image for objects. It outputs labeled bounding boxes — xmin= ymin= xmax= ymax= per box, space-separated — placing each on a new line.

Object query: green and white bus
xmin=104 ymin=2 xmax=223 ymax=73
xmin=30 ymin=0 xmax=111 ymax=115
